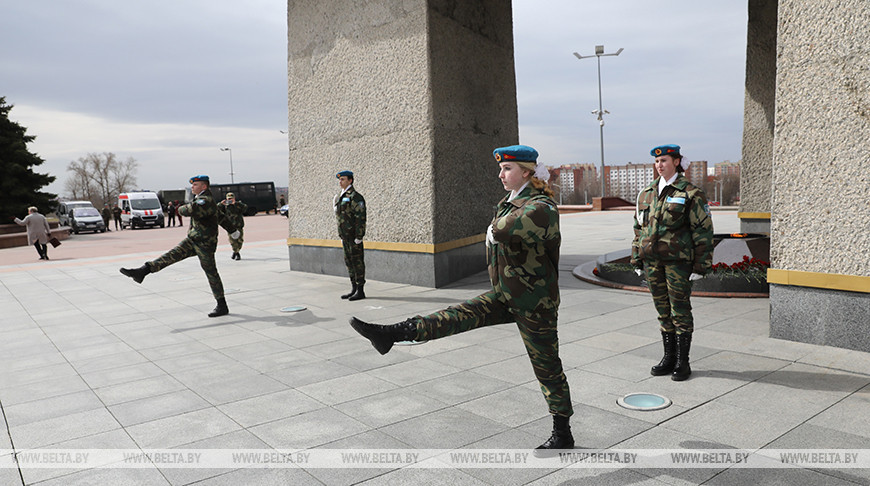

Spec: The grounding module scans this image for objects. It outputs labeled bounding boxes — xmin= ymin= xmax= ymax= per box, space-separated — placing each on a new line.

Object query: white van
xmin=58 ymin=200 xmax=97 ymax=227
xmin=119 ymin=192 xmax=165 ymax=229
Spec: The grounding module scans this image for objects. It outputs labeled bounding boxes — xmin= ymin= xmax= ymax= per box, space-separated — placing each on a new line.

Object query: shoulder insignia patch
xmin=196 ymin=199 xmax=205 ymax=205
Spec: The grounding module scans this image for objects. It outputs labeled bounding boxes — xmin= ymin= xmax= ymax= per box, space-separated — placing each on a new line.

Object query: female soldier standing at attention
xmin=349 ymin=145 xmax=573 ymax=453
xmin=631 ymin=144 xmax=714 ymax=381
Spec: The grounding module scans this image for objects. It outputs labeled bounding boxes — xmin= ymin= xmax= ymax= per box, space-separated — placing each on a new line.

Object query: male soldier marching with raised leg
xmin=219 ymin=192 xmax=247 ymax=260
xmin=120 ymin=175 xmax=238 ymax=317
xmin=335 ymin=170 xmax=366 ymax=301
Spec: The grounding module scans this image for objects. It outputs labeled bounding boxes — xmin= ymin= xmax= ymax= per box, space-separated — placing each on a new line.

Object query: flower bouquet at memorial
xmin=709 ymin=255 xmax=770 ymax=283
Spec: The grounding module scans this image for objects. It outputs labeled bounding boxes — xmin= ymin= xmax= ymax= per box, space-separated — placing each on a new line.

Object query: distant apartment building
xmin=685 ymin=160 xmax=708 ymax=187
xmin=559 ymin=167 xmax=574 ymax=193
xmin=603 ymin=163 xmax=656 ymax=201
xmin=547 ymin=163 xmax=598 ymax=202
xmin=714 ymin=161 xmax=741 ymax=178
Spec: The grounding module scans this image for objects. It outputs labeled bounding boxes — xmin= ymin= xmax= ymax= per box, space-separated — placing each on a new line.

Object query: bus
xmin=208 ymin=181 xmax=277 ymax=216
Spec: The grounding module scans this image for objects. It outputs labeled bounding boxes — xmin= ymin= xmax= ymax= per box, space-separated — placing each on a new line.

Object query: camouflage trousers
xmin=644 ymin=259 xmax=694 ymax=334
xmin=413 ymin=290 xmax=573 ymax=417
xmin=342 ymin=239 xmax=365 ymax=285
xmin=228 ymin=228 xmax=244 ymax=253
xmin=147 ymin=238 xmax=225 ymax=300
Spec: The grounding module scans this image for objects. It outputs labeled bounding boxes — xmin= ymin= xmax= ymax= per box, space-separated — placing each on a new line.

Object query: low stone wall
xmin=592 ymin=197 xmax=635 ymax=211
xmin=0 ymin=223 xmax=70 ymax=249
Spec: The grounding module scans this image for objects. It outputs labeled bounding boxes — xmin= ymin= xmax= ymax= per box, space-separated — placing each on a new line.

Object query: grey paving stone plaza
xmin=2 ymin=211 xmax=869 ymax=485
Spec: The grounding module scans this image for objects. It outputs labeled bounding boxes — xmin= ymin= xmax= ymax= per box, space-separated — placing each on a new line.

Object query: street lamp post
xmin=573 ymin=45 xmax=623 ymax=198
xmin=220 ymin=147 xmax=234 ymax=183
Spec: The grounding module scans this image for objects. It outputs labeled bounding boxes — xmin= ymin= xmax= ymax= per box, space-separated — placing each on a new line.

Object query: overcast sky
xmin=2 ymin=1 xmax=747 ymax=197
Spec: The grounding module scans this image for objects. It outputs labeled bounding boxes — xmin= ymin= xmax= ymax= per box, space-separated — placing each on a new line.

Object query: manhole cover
xmin=617 ymin=393 xmax=671 ymax=411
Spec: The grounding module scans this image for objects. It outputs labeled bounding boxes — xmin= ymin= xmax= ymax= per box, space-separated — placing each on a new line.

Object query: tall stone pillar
xmin=738 ymin=0 xmax=777 ymax=234
xmin=286 ymin=1 xmax=517 ymax=287
xmin=767 ymin=0 xmax=870 ymax=351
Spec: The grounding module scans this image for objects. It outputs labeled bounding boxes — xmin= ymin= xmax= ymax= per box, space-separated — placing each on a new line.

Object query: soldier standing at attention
xmin=631 ymin=144 xmax=714 ymax=381
xmin=219 ymin=192 xmax=247 ymax=260
xmin=335 ymin=170 xmax=367 ymax=301
xmin=119 ymin=175 xmax=233 ymax=317
xmin=349 ymin=145 xmax=573 ymax=454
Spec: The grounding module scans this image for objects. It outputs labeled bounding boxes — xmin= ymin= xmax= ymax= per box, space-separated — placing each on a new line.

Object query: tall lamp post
xmin=220 ymin=147 xmax=234 ymax=183
xmin=573 ymin=45 xmax=623 ymax=198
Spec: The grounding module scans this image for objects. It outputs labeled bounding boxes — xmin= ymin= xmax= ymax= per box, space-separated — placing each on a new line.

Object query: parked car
xmin=57 ymin=200 xmax=97 ymax=227
xmin=70 ymin=207 xmax=106 ymax=234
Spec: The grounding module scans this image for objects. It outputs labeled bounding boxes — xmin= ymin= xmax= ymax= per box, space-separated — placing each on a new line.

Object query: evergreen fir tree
xmin=0 ymin=97 xmax=56 ymax=221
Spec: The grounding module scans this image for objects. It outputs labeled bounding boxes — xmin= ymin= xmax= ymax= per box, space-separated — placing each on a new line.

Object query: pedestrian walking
xmin=631 ymin=144 xmax=714 ymax=381
xmin=349 ymin=145 xmax=574 ymax=453
xmin=112 ymin=203 xmax=122 ymax=230
xmin=119 ymin=175 xmax=235 ymax=317
xmin=334 ymin=170 xmax=366 ymax=301
xmin=101 ymin=204 xmax=112 ymax=231
xmin=13 ymin=206 xmax=52 ymax=260
xmin=167 ymin=201 xmax=176 ymax=227
xmin=175 ymin=200 xmax=183 ymax=226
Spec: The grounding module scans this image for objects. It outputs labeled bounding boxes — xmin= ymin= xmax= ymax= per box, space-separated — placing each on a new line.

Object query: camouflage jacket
xmin=178 ymin=188 xmax=221 ymax=250
xmin=488 ymin=185 xmax=560 ymax=317
xmin=631 ymin=175 xmax=714 ymax=274
xmin=335 ymin=186 xmax=366 ymax=241
xmin=218 ymin=200 xmax=247 ymax=229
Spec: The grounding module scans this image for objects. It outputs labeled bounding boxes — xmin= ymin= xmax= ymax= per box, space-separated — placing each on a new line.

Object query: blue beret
xmin=336 ymin=170 xmax=353 ymax=179
xmin=189 ymin=175 xmax=210 ymax=183
xmin=493 ymin=145 xmax=538 ymax=163
xmin=651 ymin=144 xmax=681 ymax=157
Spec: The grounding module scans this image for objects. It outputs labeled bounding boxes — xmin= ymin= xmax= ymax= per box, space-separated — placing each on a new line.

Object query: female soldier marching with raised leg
xmin=349 ymin=145 xmax=573 ymax=453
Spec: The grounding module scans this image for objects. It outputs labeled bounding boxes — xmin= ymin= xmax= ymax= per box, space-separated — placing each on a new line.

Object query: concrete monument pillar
xmin=738 ymin=0 xmax=777 ymax=234
xmin=285 ymin=1 xmax=517 ymax=287
xmin=767 ymin=0 xmax=870 ymax=351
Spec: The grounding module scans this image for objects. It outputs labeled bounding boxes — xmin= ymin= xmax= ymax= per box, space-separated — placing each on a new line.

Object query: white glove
xmin=635 ymin=269 xmax=643 ymax=276
xmin=230 ymin=230 xmax=240 ymax=240
xmin=486 ymin=224 xmax=496 ymax=246
xmin=689 ymin=273 xmax=703 ymax=281
xmin=354 ymin=238 xmax=362 ymax=244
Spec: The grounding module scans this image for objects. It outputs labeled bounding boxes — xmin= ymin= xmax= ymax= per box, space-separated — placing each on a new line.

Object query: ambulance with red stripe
xmin=118 ymin=192 xmax=165 ymax=229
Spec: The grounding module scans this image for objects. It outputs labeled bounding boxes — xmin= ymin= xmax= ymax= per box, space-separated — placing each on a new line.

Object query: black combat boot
xmin=651 ymin=331 xmax=677 ymax=376
xmin=534 ymin=415 xmax=575 ymax=457
xmin=341 ymin=282 xmax=357 ymax=300
xmin=208 ymin=298 xmax=229 ymax=318
xmin=120 ymin=264 xmax=151 ymax=284
xmin=348 ymin=284 xmax=366 ymax=301
xmin=672 ymin=332 xmax=693 ymax=381
xmin=349 ymin=317 xmax=417 ymax=355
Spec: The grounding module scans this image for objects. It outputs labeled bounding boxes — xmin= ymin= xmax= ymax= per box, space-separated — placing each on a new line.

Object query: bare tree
xmin=64 ymin=159 xmax=97 ymax=202
xmin=720 ymin=172 xmax=740 ymax=205
xmin=65 ymin=152 xmax=138 ymax=207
